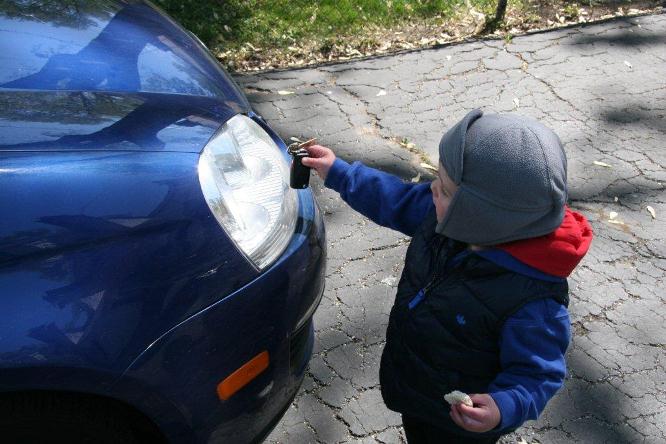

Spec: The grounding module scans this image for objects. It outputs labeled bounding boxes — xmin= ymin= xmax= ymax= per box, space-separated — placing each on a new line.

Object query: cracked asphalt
xmin=235 ymin=13 xmax=666 ymax=444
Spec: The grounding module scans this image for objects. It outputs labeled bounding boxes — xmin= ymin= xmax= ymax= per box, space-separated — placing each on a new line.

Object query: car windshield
xmin=0 ymin=0 xmax=236 ymax=98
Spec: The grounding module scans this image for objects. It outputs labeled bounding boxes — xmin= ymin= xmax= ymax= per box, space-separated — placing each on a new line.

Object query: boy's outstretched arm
xmin=302 ymin=144 xmax=433 ymax=236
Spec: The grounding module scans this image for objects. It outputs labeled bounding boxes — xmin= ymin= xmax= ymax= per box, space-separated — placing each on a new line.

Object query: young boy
xmin=302 ymin=109 xmax=593 ymax=443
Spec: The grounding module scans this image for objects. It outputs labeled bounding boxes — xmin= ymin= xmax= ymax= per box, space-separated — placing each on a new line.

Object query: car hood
xmin=0 ymin=90 xmax=242 ymax=152
xmin=0 ymin=0 xmax=249 ymax=105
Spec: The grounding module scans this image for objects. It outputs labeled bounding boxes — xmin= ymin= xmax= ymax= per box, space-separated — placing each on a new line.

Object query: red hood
xmin=497 ymin=207 xmax=593 ymax=278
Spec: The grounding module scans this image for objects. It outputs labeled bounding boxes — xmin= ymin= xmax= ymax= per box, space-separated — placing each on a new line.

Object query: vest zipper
xmin=408 ymin=236 xmax=448 ymax=310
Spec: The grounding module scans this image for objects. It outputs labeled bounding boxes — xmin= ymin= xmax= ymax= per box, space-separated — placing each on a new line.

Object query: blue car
xmin=0 ymin=1 xmax=325 ymax=442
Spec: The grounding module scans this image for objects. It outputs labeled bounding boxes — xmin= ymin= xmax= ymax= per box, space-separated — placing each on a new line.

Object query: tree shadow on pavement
xmin=599 ymin=105 xmax=666 ymax=134
xmin=572 ymin=17 xmax=666 ymax=47
xmin=557 ymin=338 xmax=646 ymax=443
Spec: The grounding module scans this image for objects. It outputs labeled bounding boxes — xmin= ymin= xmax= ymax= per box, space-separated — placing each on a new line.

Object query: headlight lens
xmin=198 ymin=115 xmax=298 ymax=270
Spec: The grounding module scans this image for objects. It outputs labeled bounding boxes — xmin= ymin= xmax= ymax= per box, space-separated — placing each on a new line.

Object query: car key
xmin=288 ymin=138 xmax=316 ymax=189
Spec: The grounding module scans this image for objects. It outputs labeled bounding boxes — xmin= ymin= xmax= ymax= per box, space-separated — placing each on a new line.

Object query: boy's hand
xmin=301 ymin=144 xmax=336 ymax=181
xmin=449 ymin=393 xmax=501 ymax=433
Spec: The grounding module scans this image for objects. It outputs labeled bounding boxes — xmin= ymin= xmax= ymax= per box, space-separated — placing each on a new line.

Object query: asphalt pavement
xmin=236 ymin=13 xmax=666 ymax=444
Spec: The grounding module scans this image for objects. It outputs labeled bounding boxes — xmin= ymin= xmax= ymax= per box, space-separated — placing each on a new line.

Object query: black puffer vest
xmin=380 ymin=210 xmax=568 ymax=437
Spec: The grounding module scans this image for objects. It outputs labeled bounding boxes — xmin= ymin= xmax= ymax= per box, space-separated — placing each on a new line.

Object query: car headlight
xmin=198 ymin=115 xmax=298 ymax=270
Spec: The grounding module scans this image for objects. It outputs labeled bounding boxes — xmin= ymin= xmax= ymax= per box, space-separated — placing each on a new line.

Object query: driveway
xmin=236 ymin=13 xmax=666 ymax=444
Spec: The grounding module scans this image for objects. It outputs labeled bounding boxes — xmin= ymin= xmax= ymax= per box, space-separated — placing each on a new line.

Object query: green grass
xmin=156 ymin=0 xmax=499 ymax=55
xmin=155 ymin=0 xmax=663 ymax=70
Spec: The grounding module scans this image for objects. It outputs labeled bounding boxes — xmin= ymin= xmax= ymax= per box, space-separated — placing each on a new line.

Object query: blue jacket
xmin=325 ymin=159 xmax=571 ymax=431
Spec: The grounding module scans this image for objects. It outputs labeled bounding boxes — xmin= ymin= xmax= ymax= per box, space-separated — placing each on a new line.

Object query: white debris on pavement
xmin=381 ymin=276 xmax=397 ymax=286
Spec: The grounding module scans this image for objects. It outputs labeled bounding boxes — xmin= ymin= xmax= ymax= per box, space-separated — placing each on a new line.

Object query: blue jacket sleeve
xmin=488 ymin=299 xmax=571 ymax=431
xmin=324 ymin=159 xmax=433 ymax=236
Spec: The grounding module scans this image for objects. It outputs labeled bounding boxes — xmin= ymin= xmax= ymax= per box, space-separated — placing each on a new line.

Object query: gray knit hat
xmin=436 ymin=109 xmax=567 ymax=245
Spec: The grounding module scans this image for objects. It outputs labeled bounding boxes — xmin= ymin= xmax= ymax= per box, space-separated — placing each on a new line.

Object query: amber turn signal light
xmin=217 ymin=351 xmax=270 ymax=400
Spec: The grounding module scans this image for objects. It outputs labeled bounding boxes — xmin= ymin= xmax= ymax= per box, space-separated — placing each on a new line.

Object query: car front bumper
xmin=112 ymin=191 xmax=326 ymax=443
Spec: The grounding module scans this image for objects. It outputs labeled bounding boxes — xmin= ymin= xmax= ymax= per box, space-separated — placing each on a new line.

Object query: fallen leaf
xmin=278 ymin=90 xmax=294 ymax=95
xmin=593 ymin=161 xmax=612 ymax=168
xmin=376 ymin=90 xmax=387 ymax=97
xmin=420 ymin=162 xmax=438 ymax=172
xmin=609 ymin=211 xmax=618 ymax=220
xmin=646 ymin=206 xmax=656 ymax=219
xmin=624 ymin=60 xmax=633 ymax=69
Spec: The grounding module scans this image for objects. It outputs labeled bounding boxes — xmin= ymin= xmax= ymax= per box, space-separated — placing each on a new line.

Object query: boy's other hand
xmin=301 ymin=144 xmax=336 ymax=181
xmin=449 ymin=393 xmax=501 ymax=433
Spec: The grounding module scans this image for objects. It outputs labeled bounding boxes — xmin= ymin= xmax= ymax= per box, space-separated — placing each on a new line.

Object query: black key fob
xmin=289 ymin=148 xmax=311 ymax=189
